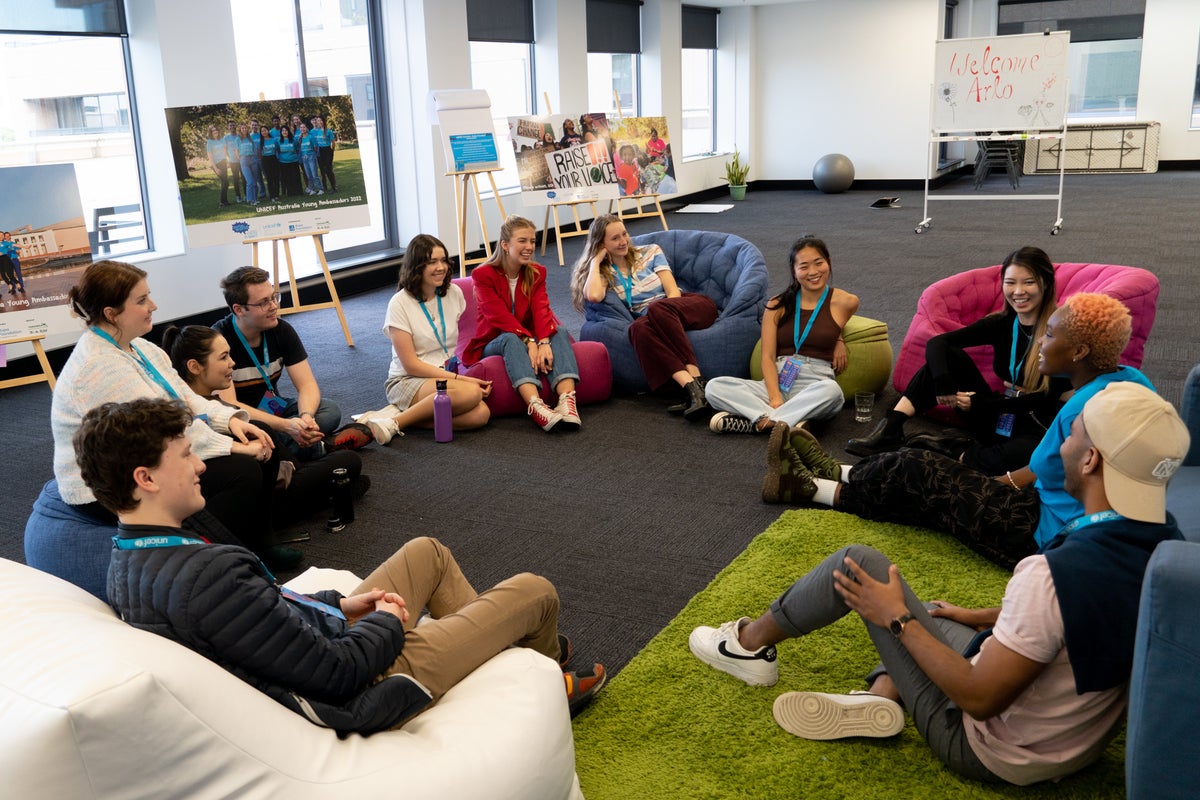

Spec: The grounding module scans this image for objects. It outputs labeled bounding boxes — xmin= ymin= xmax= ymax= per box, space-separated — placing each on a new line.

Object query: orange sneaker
xmin=565 ymin=663 xmax=606 ymax=716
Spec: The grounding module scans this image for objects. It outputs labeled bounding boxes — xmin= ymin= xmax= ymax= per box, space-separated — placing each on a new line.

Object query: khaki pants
xmin=353 ymin=536 xmax=560 ymax=701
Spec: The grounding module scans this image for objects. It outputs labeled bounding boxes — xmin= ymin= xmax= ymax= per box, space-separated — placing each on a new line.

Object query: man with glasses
xmin=214 ymin=266 xmax=350 ymax=458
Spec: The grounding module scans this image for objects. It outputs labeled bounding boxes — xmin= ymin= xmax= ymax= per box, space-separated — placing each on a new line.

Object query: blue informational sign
xmin=449 ymin=133 xmax=500 ymax=171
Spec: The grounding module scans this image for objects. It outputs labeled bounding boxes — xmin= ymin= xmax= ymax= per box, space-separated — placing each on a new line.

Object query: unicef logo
xmin=232 ymin=222 xmax=250 ymax=234
xmin=547 ymin=191 xmax=557 ymax=199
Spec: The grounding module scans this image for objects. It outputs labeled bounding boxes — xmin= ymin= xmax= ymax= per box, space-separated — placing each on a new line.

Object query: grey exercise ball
xmin=812 ymin=153 xmax=855 ymax=193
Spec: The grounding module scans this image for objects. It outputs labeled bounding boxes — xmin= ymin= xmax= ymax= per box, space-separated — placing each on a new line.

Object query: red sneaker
xmin=328 ymin=422 xmax=373 ymax=451
xmin=565 ymin=663 xmax=606 ymax=716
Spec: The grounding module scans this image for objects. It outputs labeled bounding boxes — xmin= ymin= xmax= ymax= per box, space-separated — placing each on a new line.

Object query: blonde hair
xmin=486 ymin=215 xmax=538 ymax=298
xmin=570 ymin=214 xmax=642 ymax=310
xmin=1058 ymin=293 xmax=1132 ymax=371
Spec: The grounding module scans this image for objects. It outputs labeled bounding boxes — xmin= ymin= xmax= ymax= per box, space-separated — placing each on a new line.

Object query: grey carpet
xmin=3 ymin=170 xmax=1196 ymax=677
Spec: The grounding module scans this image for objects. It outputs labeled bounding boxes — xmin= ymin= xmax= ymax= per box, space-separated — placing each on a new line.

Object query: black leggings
xmin=200 ymin=453 xmax=278 ymax=554
xmin=839 ymin=449 xmax=1040 ymax=570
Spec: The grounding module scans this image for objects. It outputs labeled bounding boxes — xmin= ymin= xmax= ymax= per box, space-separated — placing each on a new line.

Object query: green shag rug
xmin=572 ymin=510 xmax=1126 ymax=799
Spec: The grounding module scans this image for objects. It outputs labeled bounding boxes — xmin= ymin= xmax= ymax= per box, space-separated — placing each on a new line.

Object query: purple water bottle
xmin=434 ymin=379 xmax=453 ymax=442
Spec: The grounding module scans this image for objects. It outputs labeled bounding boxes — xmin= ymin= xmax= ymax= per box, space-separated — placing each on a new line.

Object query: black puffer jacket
xmin=107 ymin=524 xmax=431 ymax=734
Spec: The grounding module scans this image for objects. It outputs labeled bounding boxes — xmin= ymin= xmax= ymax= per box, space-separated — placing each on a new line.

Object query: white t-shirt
xmin=383 ymin=284 xmax=466 ymax=379
xmin=963 ymin=555 xmax=1126 ymax=785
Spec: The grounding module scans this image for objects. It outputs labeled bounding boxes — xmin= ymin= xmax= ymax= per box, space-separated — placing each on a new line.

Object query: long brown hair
xmin=398 ymin=234 xmax=452 ymax=298
xmin=570 ymin=214 xmax=642 ymax=310
xmin=485 ymin=215 xmax=538 ymax=299
xmin=996 ymin=247 xmax=1057 ymax=394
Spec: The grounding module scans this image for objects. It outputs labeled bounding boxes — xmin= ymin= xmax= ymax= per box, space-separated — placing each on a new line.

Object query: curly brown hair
xmin=75 ymin=398 xmax=192 ymax=514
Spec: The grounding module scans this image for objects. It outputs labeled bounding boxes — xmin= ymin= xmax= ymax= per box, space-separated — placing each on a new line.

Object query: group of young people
xmin=45 ymin=219 xmax=1190 ymax=787
xmin=205 ymin=112 xmax=337 ymax=207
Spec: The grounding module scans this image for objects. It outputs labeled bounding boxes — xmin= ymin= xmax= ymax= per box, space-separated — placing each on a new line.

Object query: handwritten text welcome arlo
xmin=948 ymin=45 xmax=1044 ymax=103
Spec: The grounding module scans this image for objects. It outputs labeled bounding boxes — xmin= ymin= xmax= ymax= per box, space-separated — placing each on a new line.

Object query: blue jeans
xmin=280 ymin=397 xmax=341 ymax=460
xmin=705 ymin=356 xmax=843 ymax=426
xmin=483 ymin=330 xmax=579 ymax=393
xmin=241 ymin=159 xmax=260 ymax=204
xmin=302 ymin=152 xmax=322 ymax=191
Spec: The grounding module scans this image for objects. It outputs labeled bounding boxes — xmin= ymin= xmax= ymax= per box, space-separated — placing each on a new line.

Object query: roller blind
xmin=466 ymin=0 xmax=535 ymax=43
xmin=997 ymin=0 xmax=1144 ymax=44
xmin=0 ymin=0 xmax=126 ymax=35
xmin=587 ymin=0 xmax=642 ymax=54
xmin=681 ymin=5 xmax=718 ymax=50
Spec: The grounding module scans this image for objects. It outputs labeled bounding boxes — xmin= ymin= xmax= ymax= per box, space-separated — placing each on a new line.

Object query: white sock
xmin=840 ymin=464 xmax=853 ymax=482
xmin=812 ymin=478 xmax=839 ymax=507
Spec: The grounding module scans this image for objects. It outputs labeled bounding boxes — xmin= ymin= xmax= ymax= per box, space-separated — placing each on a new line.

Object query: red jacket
xmin=463 ymin=261 xmax=561 ymax=366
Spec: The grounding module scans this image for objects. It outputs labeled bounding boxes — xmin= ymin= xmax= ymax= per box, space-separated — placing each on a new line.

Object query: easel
xmin=0 ymin=334 xmax=56 ymax=391
xmin=541 ymin=199 xmax=599 ymax=266
xmin=609 ymin=193 xmax=668 ymax=231
xmin=448 ymin=167 xmax=506 ymax=276
xmin=243 ymin=230 xmax=355 ymax=346
xmin=607 ymin=90 xmax=668 ymax=231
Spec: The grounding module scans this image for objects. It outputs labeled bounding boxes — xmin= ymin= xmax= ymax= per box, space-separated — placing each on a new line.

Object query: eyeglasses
xmin=243 ymin=293 xmax=282 ymax=311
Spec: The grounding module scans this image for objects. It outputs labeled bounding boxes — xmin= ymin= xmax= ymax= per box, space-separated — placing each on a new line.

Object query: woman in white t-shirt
xmin=363 ymin=235 xmax=492 ymax=444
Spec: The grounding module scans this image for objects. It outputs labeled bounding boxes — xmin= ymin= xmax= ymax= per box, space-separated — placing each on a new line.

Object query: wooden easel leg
xmin=457 ymin=174 xmax=470 ymax=277
xmin=33 ymin=338 xmax=56 ymax=390
xmin=313 ymin=234 xmax=354 ymax=347
xmin=281 ymin=239 xmax=299 ymax=310
xmin=541 ymin=205 xmax=551 ymax=256
xmin=554 ymin=204 xmax=566 ymax=267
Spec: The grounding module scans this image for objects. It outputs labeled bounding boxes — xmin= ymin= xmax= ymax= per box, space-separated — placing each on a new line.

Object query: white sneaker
xmin=688 ymin=618 xmax=779 ymax=686
xmin=528 ymin=399 xmax=563 ymax=432
xmin=555 ymin=390 xmax=581 ymax=428
xmin=772 ymin=691 xmax=905 ymax=740
xmin=709 ymin=411 xmax=758 ymax=434
xmin=365 ymin=417 xmax=403 ymax=445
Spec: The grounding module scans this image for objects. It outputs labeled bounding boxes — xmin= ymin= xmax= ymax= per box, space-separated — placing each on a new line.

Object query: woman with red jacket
xmin=464 ymin=215 xmax=581 ymax=432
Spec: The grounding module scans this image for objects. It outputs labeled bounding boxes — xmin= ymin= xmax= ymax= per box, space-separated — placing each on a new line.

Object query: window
xmin=680 ymin=50 xmax=714 ymax=156
xmin=0 ymin=0 xmax=150 ymax=257
xmin=231 ymin=0 xmax=392 ymax=272
xmin=680 ymin=5 xmax=718 ymax=157
xmin=938 ymin=0 xmax=958 ymax=169
xmin=588 ymin=53 xmax=639 ymax=118
xmin=587 ymin=0 xmax=642 ymax=117
xmin=998 ymin=0 xmax=1144 ymax=120
xmin=1193 ymin=39 xmax=1200 ymax=128
xmin=469 ymin=41 xmax=534 ymax=193
xmin=466 ymin=0 xmax=535 ymax=193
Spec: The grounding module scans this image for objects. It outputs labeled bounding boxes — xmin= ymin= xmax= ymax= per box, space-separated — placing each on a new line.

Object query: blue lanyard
xmin=418 ymin=294 xmax=450 ymax=358
xmin=1009 ymin=317 xmax=1029 ymax=385
xmin=1057 ymin=510 xmax=1124 ymax=537
xmin=793 ymin=286 xmax=830 ymax=352
xmin=617 ymin=266 xmax=635 ymax=310
xmin=113 ymin=534 xmax=207 ymax=549
xmin=91 ymin=327 xmax=180 ymax=400
xmin=230 ymin=319 xmax=277 ymax=395
xmin=113 ymin=534 xmax=345 ymax=620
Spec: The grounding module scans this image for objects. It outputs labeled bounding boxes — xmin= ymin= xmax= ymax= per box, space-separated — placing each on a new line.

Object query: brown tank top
xmin=774 ymin=293 xmax=841 ymax=361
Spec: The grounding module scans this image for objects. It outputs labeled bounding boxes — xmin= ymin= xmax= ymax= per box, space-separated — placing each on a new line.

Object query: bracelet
xmin=1005 ymin=471 xmax=1019 ymax=490
xmin=537 ymin=340 xmax=550 ymax=346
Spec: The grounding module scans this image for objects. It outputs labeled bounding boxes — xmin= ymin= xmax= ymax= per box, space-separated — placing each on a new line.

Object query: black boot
xmin=667 ymin=377 xmax=706 ymax=416
xmin=846 ymin=411 xmax=907 ymax=457
xmin=682 ymin=379 xmax=711 ymax=421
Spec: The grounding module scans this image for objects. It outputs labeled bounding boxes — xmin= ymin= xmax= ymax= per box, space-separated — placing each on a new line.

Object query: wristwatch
xmin=890 ymin=612 xmax=915 ymax=638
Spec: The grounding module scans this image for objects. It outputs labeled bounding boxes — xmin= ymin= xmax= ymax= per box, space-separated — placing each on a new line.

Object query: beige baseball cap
xmin=1080 ymin=382 xmax=1190 ymax=523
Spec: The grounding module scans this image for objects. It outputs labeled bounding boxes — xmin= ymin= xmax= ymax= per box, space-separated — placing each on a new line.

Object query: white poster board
xmin=932 ymin=31 xmax=1069 ymax=133
xmin=430 ymin=89 xmax=500 ymax=172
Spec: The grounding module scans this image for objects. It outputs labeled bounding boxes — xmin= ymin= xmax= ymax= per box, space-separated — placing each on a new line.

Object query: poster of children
xmin=607 ymin=116 xmax=678 ymax=196
xmin=163 ymin=95 xmax=371 ymax=247
xmin=506 ymin=113 xmax=620 ymax=205
xmin=0 ymin=164 xmax=92 ymax=337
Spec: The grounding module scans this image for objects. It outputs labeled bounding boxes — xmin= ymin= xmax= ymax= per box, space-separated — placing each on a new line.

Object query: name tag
xmin=995 ymin=412 xmax=1015 ymax=438
xmin=777 ymin=356 xmax=804 ymax=392
xmin=258 ymin=389 xmax=291 ymax=417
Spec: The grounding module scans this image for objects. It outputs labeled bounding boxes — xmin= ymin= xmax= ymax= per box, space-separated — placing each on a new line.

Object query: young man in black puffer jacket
xmin=75 ymin=397 xmax=605 ymax=735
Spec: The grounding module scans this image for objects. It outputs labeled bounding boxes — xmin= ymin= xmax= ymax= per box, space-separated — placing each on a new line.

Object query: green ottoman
xmin=749 ymin=314 xmax=892 ymax=402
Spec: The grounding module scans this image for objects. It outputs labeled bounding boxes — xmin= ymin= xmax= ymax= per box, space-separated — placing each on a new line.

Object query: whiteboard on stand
xmin=932 ymin=31 xmax=1069 ymax=133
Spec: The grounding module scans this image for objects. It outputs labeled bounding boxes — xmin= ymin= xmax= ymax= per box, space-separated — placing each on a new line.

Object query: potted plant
xmin=723 ymin=149 xmax=750 ymax=200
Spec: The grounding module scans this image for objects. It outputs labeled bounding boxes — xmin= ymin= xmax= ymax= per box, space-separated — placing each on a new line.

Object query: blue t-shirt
xmin=310 ymin=128 xmax=335 ymax=148
xmin=1031 ymin=365 xmax=1155 ymax=546
xmin=206 ymin=138 xmax=227 ymax=163
xmin=0 ymin=241 xmax=18 ymax=258
xmin=260 ymin=136 xmax=278 ymax=157
xmin=299 ymin=134 xmax=316 ymax=156
xmin=237 ymin=137 xmax=256 ymax=158
xmin=276 ymin=139 xmax=299 ymax=164
xmin=224 ymin=133 xmax=241 ymax=161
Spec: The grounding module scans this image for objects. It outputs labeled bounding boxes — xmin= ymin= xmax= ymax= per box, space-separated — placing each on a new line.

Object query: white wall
xmin=754 ymin=0 xmax=940 ymax=180
xmin=1139 ymin=0 xmax=1200 ymax=159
